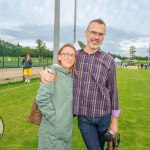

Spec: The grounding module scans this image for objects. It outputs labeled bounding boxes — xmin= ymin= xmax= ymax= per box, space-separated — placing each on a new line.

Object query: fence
xmin=0 ymin=56 xmax=52 ymax=68
xmin=0 ymin=67 xmax=47 ymax=84
xmin=0 ymin=41 xmax=53 ymax=84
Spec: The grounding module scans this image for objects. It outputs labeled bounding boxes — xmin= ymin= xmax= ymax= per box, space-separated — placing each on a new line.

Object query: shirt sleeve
xmin=22 ymin=58 xmax=25 ymax=65
xmin=108 ymin=60 xmax=120 ymax=112
xmin=29 ymin=59 xmax=32 ymax=65
xmin=112 ymin=109 xmax=121 ymax=117
xmin=36 ymin=82 xmax=56 ymax=124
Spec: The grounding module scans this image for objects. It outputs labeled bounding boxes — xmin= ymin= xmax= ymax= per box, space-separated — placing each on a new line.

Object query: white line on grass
xmin=0 ymin=82 xmax=39 ymax=93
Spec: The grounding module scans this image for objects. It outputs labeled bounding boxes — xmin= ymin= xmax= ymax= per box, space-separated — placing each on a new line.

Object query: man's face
xmin=85 ymin=22 xmax=106 ymax=51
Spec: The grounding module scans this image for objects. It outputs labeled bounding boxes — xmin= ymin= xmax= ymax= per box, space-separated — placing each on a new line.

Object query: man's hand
xmin=109 ymin=117 xmax=118 ymax=134
xmin=40 ymin=69 xmax=55 ymax=83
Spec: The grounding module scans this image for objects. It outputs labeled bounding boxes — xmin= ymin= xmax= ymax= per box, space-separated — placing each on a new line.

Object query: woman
xmin=36 ymin=43 xmax=77 ymax=150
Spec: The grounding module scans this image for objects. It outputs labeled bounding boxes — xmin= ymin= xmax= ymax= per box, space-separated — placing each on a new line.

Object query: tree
xmin=78 ymin=41 xmax=85 ymax=48
xmin=129 ymin=46 xmax=136 ymax=59
xmin=36 ymin=39 xmax=46 ymax=58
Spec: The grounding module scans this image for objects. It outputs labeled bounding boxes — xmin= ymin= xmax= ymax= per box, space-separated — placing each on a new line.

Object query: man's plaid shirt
xmin=73 ymin=49 xmax=119 ymax=117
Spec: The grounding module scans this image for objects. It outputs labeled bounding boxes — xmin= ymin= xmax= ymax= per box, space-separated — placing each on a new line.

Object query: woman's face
xmin=58 ymin=46 xmax=76 ymax=72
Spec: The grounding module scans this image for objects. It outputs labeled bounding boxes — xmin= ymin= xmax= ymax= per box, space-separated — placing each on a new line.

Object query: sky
xmin=0 ymin=0 xmax=150 ymax=57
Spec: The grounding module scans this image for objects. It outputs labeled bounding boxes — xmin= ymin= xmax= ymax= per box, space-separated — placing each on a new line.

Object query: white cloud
xmin=120 ymin=37 xmax=149 ymax=56
xmin=0 ymin=0 xmax=150 ymax=56
xmin=120 ymin=38 xmax=149 ymax=50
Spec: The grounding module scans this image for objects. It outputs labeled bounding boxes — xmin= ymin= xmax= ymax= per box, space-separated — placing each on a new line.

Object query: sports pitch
xmin=0 ymin=68 xmax=150 ymax=150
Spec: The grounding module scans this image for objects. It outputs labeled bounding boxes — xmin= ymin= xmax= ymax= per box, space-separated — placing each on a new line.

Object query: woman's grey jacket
xmin=36 ymin=64 xmax=73 ymax=150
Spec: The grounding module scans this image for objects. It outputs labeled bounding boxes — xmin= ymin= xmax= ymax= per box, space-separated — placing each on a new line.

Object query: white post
xmin=73 ymin=0 xmax=77 ymax=44
xmin=53 ymin=0 xmax=60 ymax=64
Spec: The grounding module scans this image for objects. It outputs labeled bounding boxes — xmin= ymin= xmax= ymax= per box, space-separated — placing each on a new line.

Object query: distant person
xmin=22 ymin=53 xmax=32 ymax=83
xmin=120 ymin=61 xmax=123 ymax=68
xmin=122 ymin=62 xmax=125 ymax=68
xmin=40 ymin=19 xmax=121 ymax=150
xmin=36 ymin=43 xmax=77 ymax=150
xmin=141 ymin=63 xmax=143 ymax=69
xmin=144 ymin=64 xmax=148 ymax=69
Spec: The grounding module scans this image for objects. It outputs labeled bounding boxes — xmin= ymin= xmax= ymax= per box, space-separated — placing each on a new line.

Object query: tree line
xmin=0 ymin=39 xmax=148 ymax=61
xmin=0 ymin=39 xmax=53 ymax=58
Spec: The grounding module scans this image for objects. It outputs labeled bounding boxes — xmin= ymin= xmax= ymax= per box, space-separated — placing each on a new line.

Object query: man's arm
xmin=29 ymin=59 xmax=32 ymax=65
xmin=108 ymin=60 xmax=121 ymax=134
xmin=40 ymin=69 xmax=55 ymax=83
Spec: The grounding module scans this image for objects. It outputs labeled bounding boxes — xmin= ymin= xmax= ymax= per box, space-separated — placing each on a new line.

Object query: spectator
xmin=22 ymin=53 xmax=32 ymax=83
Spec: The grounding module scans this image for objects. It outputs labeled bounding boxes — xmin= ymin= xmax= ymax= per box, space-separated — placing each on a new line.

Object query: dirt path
xmin=119 ymin=66 xmax=138 ymax=69
xmin=0 ymin=65 xmax=143 ymax=84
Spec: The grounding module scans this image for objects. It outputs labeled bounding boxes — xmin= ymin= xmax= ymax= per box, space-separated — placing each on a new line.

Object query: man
xmin=41 ymin=19 xmax=120 ymax=150
xmin=22 ymin=53 xmax=32 ymax=83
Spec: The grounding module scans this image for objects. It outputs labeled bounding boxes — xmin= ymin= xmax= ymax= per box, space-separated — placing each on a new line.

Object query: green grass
xmin=117 ymin=69 xmax=150 ymax=150
xmin=0 ymin=69 xmax=150 ymax=150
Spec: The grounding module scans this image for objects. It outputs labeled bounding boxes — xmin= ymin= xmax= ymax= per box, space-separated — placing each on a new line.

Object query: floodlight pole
xmin=148 ymin=42 xmax=150 ymax=69
xmin=53 ymin=0 xmax=60 ymax=64
xmin=73 ymin=0 xmax=77 ymax=44
xmin=17 ymin=43 xmax=20 ymax=68
xmin=2 ymin=40 xmax=4 ymax=68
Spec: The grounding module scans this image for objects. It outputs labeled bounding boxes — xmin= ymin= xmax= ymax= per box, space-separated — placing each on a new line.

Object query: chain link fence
xmin=0 ymin=41 xmax=53 ymax=84
xmin=0 ymin=67 xmax=47 ymax=84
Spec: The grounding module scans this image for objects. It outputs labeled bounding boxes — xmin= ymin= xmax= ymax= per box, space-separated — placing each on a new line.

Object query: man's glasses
xmin=88 ymin=30 xmax=105 ymax=38
xmin=60 ymin=53 xmax=76 ymax=59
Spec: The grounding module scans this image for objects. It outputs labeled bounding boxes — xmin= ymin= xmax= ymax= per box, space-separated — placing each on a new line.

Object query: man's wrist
xmin=112 ymin=109 xmax=121 ymax=118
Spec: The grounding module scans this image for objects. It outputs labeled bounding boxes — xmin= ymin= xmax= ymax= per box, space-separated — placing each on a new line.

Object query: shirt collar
xmin=81 ymin=48 xmax=102 ymax=55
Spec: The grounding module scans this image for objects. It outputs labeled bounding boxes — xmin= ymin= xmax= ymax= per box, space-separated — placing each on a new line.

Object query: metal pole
xmin=73 ymin=0 xmax=77 ymax=44
xmin=2 ymin=40 xmax=4 ymax=68
xmin=148 ymin=42 xmax=150 ymax=69
xmin=17 ymin=43 xmax=20 ymax=67
xmin=53 ymin=0 xmax=60 ymax=64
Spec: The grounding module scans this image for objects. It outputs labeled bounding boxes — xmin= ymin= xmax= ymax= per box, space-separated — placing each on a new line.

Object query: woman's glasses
xmin=60 ymin=53 xmax=76 ymax=59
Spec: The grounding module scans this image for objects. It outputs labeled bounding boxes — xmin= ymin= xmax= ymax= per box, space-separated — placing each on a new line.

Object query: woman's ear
xmin=58 ymin=54 xmax=61 ymax=61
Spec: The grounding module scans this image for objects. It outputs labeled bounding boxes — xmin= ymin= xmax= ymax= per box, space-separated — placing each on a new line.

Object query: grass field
xmin=0 ymin=68 xmax=150 ymax=150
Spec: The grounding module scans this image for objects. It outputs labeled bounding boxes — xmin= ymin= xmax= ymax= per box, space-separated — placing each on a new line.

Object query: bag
xmin=27 ymin=100 xmax=42 ymax=125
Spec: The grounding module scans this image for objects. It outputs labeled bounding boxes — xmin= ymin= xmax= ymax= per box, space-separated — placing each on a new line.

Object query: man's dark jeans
xmin=78 ymin=114 xmax=111 ymax=150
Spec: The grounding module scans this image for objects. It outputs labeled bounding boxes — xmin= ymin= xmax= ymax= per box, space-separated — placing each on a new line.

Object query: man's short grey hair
xmin=87 ymin=18 xmax=106 ymax=30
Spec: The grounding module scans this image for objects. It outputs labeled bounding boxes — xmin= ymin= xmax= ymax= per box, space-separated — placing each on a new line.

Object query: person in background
xmin=22 ymin=53 xmax=32 ymax=83
xmin=40 ymin=19 xmax=121 ymax=150
xmin=36 ymin=43 xmax=77 ymax=150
